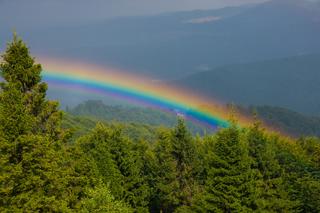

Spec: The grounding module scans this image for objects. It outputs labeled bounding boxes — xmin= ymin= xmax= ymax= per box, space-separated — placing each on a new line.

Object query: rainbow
xmin=40 ymin=58 xmax=251 ymax=129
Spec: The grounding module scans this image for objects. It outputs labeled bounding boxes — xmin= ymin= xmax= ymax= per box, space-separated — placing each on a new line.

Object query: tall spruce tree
xmin=0 ymin=34 xmax=71 ymax=211
xmin=153 ymin=127 xmax=179 ymax=212
xmin=154 ymin=118 xmax=198 ymax=212
xmin=247 ymin=121 xmax=294 ymax=212
xmin=0 ymin=33 xmax=63 ymax=141
xmin=171 ymin=119 xmax=197 ymax=208
xmin=194 ymin=124 xmax=257 ymax=212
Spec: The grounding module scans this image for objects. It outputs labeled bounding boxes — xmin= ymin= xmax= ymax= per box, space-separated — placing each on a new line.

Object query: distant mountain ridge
xmin=3 ymin=0 xmax=319 ymax=113
xmin=172 ymin=54 xmax=320 ymax=115
xmin=243 ymin=105 xmax=320 ymax=137
xmin=68 ymin=100 xmax=178 ymax=126
xmin=4 ymin=0 xmax=319 ymax=79
xmin=67 ymin=100 xmax=211 ymax=135
xmin=67 ymin=100 xmax=320 ymax=137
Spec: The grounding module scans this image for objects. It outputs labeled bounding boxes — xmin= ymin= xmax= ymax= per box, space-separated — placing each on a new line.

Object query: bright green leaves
xmin=78 ymin=183 xmax=133 ymax=213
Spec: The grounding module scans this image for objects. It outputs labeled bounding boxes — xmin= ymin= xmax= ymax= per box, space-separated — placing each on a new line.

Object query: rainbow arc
xmin=40 ymin=58 xmax=252 ymax=129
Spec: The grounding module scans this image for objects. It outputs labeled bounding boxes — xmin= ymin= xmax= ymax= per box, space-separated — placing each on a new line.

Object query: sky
xmin=0 ymin=0 xmax=269 ymax=29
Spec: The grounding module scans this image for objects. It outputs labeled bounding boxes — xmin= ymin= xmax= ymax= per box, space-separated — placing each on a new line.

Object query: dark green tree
xmin=171 ymin=119 xmax=198 ymax=208
xmin=0 ymin=34 xmax=73 ymax=211
xmin=297 ymin=137 xmax=320 ymax=169
xmin=247 ymin=121 xmax=294 ymax=212
xmin=0 ymin=33 xmax=63 ymax=141
xmin=294 ymin=175 xmax=320 ymax=213
xmin=154 ymin=119 xmax=198 ymax=212
xmin=194 ymin=124 xmax=257 ymax=212
xmin=154 ymin=127 xmax=180 ymax=212
xmin=77 ymin=123 xmax=151 ymax=212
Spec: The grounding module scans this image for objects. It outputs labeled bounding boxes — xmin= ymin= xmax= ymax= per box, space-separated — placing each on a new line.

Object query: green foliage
xmin=0 ymin=34 xmax=72 ymax=212
xmin=0 ymin=135 xmax=70 ymax=212
xmin=153 ymin=118 xmax=198 ymax=212
xmin=62 ymin=113 xmax=160 ymax=143
xmin=297 ymin=137 xmax=320 ymax=168
xmin=194 ymin=125 xmax=257 ymax=212
xmin=68 ymin=100 xmax=212 ymax=135
xmin=76 ymin=123 xmax=151 ymax=212
xmin=247 ymin=122 xmax=295 ymax=212
xmin=244 ymin=105 xmax=320 ymax=137
xmin=78 ymin=183 xmax=133 ymax=213
xmin=0 ymin=34 xmax=126 ymax=212
xmin=1 ymin=35 xmax=320 ymax=212
xmin=0 ymin=34 xmax=63 ymax=141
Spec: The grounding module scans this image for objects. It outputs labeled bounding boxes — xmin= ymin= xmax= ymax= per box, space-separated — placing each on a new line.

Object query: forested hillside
xmin=1 ymin=36 xmax=320 ymax=212
xmin=67 ymin=100 xmax=209 ymax=134
xmin=246 ymin=105 xmax=320 ymax=137
xmin=65 ymin=100 xmax=320 ymax=138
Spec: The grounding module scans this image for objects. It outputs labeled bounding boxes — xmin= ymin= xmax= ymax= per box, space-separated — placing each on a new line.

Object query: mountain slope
xmin=243 ymin=105 xmax=320 ymax=137
xmin=65 ymin=100 xmax=320 ymax=138
xmin=3 ymin=0 xmax=319 ymax=79
xmin=172 ymin=54 xmax=320 ymax=115
xmin=67 ymin=100 xmax=211 ymax=135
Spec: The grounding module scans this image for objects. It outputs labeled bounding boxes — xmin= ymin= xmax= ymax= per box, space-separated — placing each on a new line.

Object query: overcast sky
xmin=0 ymin=0 xmax=269 ymax=28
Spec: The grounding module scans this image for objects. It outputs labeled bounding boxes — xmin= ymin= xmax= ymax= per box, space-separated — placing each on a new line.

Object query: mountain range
xmin=1 ymin=0 xmax=318 ymax=79
xmin=172 ymin=54 xmax=320 ymax=115
xmin=1 ymin=0 xmax=319 ymax=114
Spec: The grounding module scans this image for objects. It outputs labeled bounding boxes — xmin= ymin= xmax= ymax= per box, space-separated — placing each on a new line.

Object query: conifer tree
xmin=247 ymin=120 xmax=294 ymax=211
xmin=77 ymin=123 xmax=151 ymax=212
xmin=0 ymin=33 xmax=62 ymax=141
xmin=154 ymin=118 xmax=198 ymax=212
xmin=171 ymin=119 xmax=197 ymax=207
xmin=194 ymin=124 xmax=256 ymax=212
xmin=0 ymin=34 xmax=71 ymax=211
xmin=154 ymin=127 xmax=180 ymax=212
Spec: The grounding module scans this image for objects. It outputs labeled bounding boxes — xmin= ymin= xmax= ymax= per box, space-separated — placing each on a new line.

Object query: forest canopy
xmin=0 ymin=35 xmax=320 ymax=212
